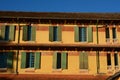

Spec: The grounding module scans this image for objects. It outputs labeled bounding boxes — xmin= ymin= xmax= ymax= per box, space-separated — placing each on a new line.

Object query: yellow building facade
xmin=0 ymin=11 xmax=120 ymax=76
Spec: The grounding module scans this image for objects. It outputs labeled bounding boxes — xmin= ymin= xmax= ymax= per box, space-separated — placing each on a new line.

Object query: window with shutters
xmin=21 ymin=52 xmax=41 ymax=69
xmin=114 ymin=53 xmax=118 ymax=66
xmin=74 ymin=26 xmax=93 ymax=42
xmin=49 ymin=26 xmax=62 ymax=42
xmin=0 ymin=52 xmax=14 ymax=68
xmin=53 ymin=52 xmax=67 ymax=69
xmin=79 ymin=52 xmax=88 ymax=69
xmin=112 ymin=27 xmax=117 ymax=43
xmin=22 ymin=25 xmax=36 ymax=41
xmin=0 ymin=25 xmax=16 ymax=41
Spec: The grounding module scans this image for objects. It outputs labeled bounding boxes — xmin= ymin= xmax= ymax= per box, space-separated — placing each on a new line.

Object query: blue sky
xmin=0 ymin=0 xmax=120 ymax=12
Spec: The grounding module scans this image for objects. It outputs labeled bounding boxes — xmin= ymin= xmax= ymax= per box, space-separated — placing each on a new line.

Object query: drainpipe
xmin=16 ymin=18 xmax=20 ymax=75
xmin=96 ymin=20 xmax=100 ymax=74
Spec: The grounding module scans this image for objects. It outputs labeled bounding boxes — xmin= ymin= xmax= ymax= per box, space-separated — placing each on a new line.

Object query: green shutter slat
xmin=87 ymin=27 xmax=93 ymax=42
xmin=35 ymin=52 xmax=41 ymax=69
xmin=80 ymin=52 xmax=84 ymax=69
xmin=74 ymin=26 xmax=79 ymax=42
xmin=61 ymin=52 xmax=67 ymax=69
xmin=9 ymin=25 xmax=15 ymax=41
xmin=1 ymin=25 xmax=6 ymax=40
xmin=22 ymin=26 xmax=28 ymax=41
xmin=57 ymin=26 xmax=62 ymax=41
xmin=84 ymin=52 xmax=88 ymax=69
xmin=53 ymin=52 xmax=57 ymax=69
xmin=7 ymin=52 xmax=14 ymax=68
xmin=31 ymin=26 xmax=36 ymax=41
xmin=21 ymin=52 xmax=26 ymax=68
xmin=49 ymin=26 xmax=53 ymax=41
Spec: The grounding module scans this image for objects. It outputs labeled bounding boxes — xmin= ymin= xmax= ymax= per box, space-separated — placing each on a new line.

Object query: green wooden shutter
xmin=49 ymin=26 xmax=53 ymax=41
xmin=34 ymin=52 xmax=41 ymax=69
xmin=61 ymin=52 xmax=67 ymax=69
xmin=53 ymin=52 xmax=57 ymax=69
xmin=79 ymin=52 xmax=84 ymax=69
xmin=74 ymin=26 xmax=79 ymax=42
xmin=9 ymin=25 xmax=15 ymax=41
xmin=1 ymin=25 xmax=6 ymax=40
xmin=21 ymin=52 xmax=26 ymax=68
xmin=7 ymin=52 xmax=14 ymax=68
xmin=87 ymin=27 xmax=93 ymax=42
xmin=57 ymin=26 xmax=62 ymax=41
xmin=22 ymin=26 xmax=28 ymax=41
xmin=31 ymin=26 xmax=36 ymax=41
xmin=84 ymin=52 xmax=88 ymax=69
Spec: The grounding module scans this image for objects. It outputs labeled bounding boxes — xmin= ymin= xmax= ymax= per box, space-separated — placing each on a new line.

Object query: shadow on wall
xmin=0 ymin=36 xmax=18 ymax=74
xmin=106 ymin=71 xmax=120 ymax=80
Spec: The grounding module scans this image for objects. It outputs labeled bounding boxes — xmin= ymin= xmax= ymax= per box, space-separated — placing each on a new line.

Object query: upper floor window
xmin=74 ymin=26 xmax=93 ymax=42
xmin=49 ymin=26 xmax=61 ymax=42
xmin=0 ymin=25 xmax=16 ymax=41
xmin=105 ymin=28 xmax=110 ymax=39
xmin=112 ymin=27 xmax=117 ymax=39
xmin=22 ymin=25 xmax=36 ymax=41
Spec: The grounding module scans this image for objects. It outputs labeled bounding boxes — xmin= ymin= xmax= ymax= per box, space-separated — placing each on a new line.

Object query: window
xmin=21 ymin=52 xmax=41 ymax=69
xmin=107 ymin=53 xmax=111 ymax=66
xmin=0 ymin=52 xmax=14 ymax=68
xmin=74 ymin=26 xmax=93 ymax=42
xmin=49 ymin=26 xmax=62 ymax=42
xmin=114 ymin=53 xmax=118 ymax=66
xmin=112 ymin=28 xmax=117 ymax=39
xmin=79 ymin=52 xmax=88 ymax=69
xmin=53 ymin=52 xmax=67 ymax=69
xmin=0 ymin=25 xmax=16 ymax=41
xmin=22 ymin=25 xmax=36 ymax=41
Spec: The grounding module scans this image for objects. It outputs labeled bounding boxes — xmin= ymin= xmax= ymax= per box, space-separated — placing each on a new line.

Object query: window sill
xmin=107 ymin=66 xmax=112 ymax=70
xmin=52 ymin=69 xmax=62 ymax=73
xmin=23 ymin=41 xmax=36 ymax=43
xmin=0 ymin=68 xmax=7 ymax=72
xmin=51 ymin=41 xmax=63 ymax=43
xmin=79 ymin=69 xmax=89 ymax=73
xmin=25 ymin=68 xmax=35 ymax=72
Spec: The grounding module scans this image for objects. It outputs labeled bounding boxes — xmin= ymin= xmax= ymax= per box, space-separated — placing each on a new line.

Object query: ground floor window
xmin=79 ymin=52 xmax=88 ymax=69
xmin=21 ymin=52 xmax=41 ymax=69
xmin=0 ymin=52 xmax=14 ymax=68
xmin=53 ymin=52 xmax=68 ymax=69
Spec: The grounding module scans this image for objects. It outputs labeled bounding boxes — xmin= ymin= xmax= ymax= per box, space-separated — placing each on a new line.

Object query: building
xmin=0 ymin=11 xmax=120 ymax=76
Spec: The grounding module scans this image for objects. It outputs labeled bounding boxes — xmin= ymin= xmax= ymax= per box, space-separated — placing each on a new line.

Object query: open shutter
xmin=35 ymin=52 xmax=41 ymax=69
xmin=87 ymin=27 xmax=93 ymax=42
xmin=74 ymin=26 xmax=79 ymax=42
xmin=53 ymin=52 xmax=57 ymax=69
xmin=1 ymin=25 xmax=6 ymax=40
xmin=21 ymin=52 xmax=26 ymax=68
xmin=22 ymin=26 xmax=28 ymax=41
xmin=7 ymin=52 xmax=14 ymax=68
xmin=31 ymin=26 xmax=36 ymax=41
xmin=61 ymin=52 xmax=67 ymax=69
xmin=49 ymin=26 xmax=53 ymax=41
xmin=79 ymin=52 xmax=84 ymax=69
xmin=57 ymin=26 xmax=62 ymax=41
xmin=84 ymin=52 xmax=88 ymax=69
xmin=9 ymin=25 xmax=15 ymax=41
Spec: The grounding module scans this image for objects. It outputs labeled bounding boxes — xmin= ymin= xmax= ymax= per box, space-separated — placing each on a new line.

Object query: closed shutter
xmin=53 ymin=52 xmax=57 ymax=69
xmin=31 ymin=26 xmax=36 ymax=41
xmin=84 ymin=52 xmax=88 ymax=69
xmin=57 ymin=26 xmax=62 ymax=41
xmin=21 ymin=52 xmax=26 ymax=68
xmin=49 ymin=26 xmax=53 ymax=41
xmin=9 ymin=25 xmax=15 ymax=41
xmin=7 ymin=52 xmax=14 ymax=68
xmin=34 ymin=52 xmax=41 ymax=69
xmin=79 ymin=52 xmax=84 ymax=69
xmin=87 ymin=27 xmax=93 ymax=42
xmin=74 ymin=26 xmax=79 ymax=42
xmin=61 ymin=52 xmax=67 ymax=69
xmin=1 ymin=25 xmax=6 ymax=40
xmin=22 ymin=26 xmax=28 ymax=41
